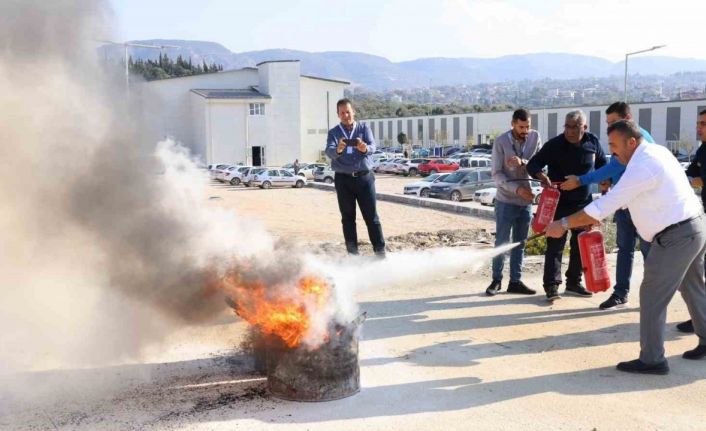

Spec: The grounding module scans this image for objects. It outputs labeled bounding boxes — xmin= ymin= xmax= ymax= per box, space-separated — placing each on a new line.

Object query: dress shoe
xmin=676 ymin=319 xmax=694 ymax=333
xmin=507 ymin=281 xmax=536 ymax=295
xmin=616 ymin=359 xmax=669 ymax=375
xmin=683 ymin=344 xmax=706 ymax=360
xmin=565 ymin=282 xmax=593 ymax=297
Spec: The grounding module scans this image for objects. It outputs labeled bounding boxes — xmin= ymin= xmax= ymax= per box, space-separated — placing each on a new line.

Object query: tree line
xmin=349 ymin=92 xmax=514 ymax=119
xmin=129 ymin=53 xmax=224 ymax=81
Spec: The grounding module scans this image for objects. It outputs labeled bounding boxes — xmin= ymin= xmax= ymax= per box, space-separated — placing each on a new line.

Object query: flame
xmin=220 ymin=272 xmax=330 ymax=348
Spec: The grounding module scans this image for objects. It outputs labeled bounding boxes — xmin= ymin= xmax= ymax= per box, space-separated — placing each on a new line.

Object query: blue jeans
xmin=492 ymin=201 xmax=531 ymax=283
xmin=614 ymin=208 xmax=651 ymax=299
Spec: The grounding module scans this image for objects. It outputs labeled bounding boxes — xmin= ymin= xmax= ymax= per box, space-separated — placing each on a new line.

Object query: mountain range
xmin=99 ymin=39 xmax=706 ymax=91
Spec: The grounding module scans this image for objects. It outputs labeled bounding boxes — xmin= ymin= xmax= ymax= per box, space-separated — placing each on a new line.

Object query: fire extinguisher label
xmin=589 ymin=243 xmax=608 ymax=280
xmin=539 ymin=196 xmax=558 ymax=224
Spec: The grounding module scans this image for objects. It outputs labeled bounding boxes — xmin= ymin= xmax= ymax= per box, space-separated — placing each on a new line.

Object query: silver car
xmin=250 ymin=169 xmax=307 ymax=189
xmin=313 ymin=166 xmax=335 ymax=184
xmin=429 ymin=168 xmax=495 ymax=201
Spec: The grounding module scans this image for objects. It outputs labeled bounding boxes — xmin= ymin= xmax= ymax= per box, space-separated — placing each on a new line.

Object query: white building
xmin=367 ymin=99 xmax=706 ymax=156
xmin=141 ymin=60 xmax=348 ymax=166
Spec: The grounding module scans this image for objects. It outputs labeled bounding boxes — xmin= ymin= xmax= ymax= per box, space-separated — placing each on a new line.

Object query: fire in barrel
xmin=221 ymin=272 xmax=362 ymax=401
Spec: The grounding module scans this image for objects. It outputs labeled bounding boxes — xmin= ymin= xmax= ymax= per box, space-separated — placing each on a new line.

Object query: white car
xmin=313 ymin=166 xmax=335 ymax=184
xmin=224 ymin=166 xmax=252 ymax=185
xmin=217 ymin=165 xmax=238 ymax=182
xmin=209 ymin=164 xmax=231 ymax=179
xmin=473 ymin=184 xmax=543 ymax=206
xmin=378 ymin=158 xmax=407 ymax=174
xmin=242 ymin=167 xmax=268 ymax=187
xmin=250 ymin=168 xmax=307 ymax=189
xmin=403 ymin=173 xmax=451 ymax=197
xmin=397 ymin=158 xmax=430 ymax=176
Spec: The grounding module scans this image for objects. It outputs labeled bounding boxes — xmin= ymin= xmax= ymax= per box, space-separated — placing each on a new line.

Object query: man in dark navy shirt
xmin=325 ymin=99 xmax=385 ymax=257
xmin=678 ymin=108 xmax=706 ymax=334
xmin=527 ymin=110 xmax=608 ymax=301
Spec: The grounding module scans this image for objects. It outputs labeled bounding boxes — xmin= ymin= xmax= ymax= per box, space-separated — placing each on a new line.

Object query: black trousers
xmin=334 ymin=172 xmax=386 ymax=254
xmin=543 ymin=200 xmax=591 ymax=289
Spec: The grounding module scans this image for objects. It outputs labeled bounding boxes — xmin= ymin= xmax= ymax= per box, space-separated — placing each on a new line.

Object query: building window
xmin=249 ymin=103 xmax=265 ymax=115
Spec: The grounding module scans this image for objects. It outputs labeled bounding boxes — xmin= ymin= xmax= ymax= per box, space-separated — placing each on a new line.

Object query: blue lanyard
xmin=338 ymin=122 xmax=356 ymax=140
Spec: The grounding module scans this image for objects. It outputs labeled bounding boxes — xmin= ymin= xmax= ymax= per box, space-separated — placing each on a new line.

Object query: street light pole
xmin=624 ymin=44 xmax=666 ymax=102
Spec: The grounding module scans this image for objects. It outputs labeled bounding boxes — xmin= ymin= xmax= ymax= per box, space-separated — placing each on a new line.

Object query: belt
xmin=336 ymin=170 xmax=370 ymax=177
xmin=655 ymin=215 xmax=701 ymax=239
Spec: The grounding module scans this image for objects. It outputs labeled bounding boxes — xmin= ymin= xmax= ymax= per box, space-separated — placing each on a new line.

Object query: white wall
xmin=189 ymin=92 xmax=207 ymax=160
xmin=368 ymin=98 xmax=706 ymax=152
xmin=258 ymin=61 xmax=301 ymax=166
xmin=141 ymin=69 xmax=258 ymax=154
xmin=207 ymin=101 xmax=246 ymax=164
xmin=300 ymin=77 xmax=346 ymax=163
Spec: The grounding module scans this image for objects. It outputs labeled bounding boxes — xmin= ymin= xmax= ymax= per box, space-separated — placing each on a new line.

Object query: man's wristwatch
xmin=561 ymin=217 xmax=569 ymax=230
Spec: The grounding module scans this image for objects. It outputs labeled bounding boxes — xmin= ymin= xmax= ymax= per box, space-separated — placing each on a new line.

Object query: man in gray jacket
xmin=486 ymin=109 xmax=542 ymax=295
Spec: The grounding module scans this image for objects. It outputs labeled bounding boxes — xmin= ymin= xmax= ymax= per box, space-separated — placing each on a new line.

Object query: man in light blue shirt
xmin=325 ymin=99 xmax=385 ymax=257
xmin=560 ymin=102 xmax=655 ymax=310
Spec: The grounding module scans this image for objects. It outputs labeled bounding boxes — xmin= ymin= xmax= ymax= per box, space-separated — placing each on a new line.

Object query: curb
xmin=307 ymin=182 xmax=495 ymax=220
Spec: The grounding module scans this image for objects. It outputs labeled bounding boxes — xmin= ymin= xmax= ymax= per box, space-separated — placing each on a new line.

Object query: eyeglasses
xmin=564 ymin=124 xmax=585 ymax=131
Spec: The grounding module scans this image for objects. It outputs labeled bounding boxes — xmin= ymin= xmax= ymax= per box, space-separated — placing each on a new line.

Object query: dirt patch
xmin=309 ymin=228 xmax=495 ymax=256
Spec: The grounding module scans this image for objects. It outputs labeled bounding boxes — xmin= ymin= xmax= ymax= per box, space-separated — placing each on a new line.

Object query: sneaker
xmin=486 ymin=280 xmax=501 ymax=296
xmin=565 ymin=282 xmax=593 ymax=297
xmin=616 ymin=359 xmax=669 ymax=375
xmin=683 ymin=344 xmax=706 ymax=360
xmin=507 ymin=281 xmax=536 ymax=295
xmin=677 ymin=319 xmax=694 ymax=333
xmin=545 ymin=286 xmax=561 ymax=302
xmin=599 ymin=294 xmax=628 ymax=310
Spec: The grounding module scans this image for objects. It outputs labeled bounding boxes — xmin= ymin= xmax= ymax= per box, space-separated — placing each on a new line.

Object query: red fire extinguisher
xmin=578 ymin=228 xmax=611 ymax=293
xmin=531 ymin=185 xmax=561 ymax=234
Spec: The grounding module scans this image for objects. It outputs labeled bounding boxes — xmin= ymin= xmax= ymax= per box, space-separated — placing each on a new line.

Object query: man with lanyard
xmin=527 ymin=110 xmax=608 ymax=301
xmin=325 ymin=99 xmax=386 ymax=257
xmin=545 ymin=120 xmax=706 ymax=373
xmin=678 ymin=108 xmax=706 ymax=334
xmin=486 ymin=109 xmax=542 ymax=296
xmin=560 ymin=102 xmax=655 ymax=310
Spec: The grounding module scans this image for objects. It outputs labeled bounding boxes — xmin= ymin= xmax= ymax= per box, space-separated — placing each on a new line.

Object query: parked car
xmin=242 ymin=167 xmax=267 ymax=186
xmin=209 ymin=164 xmax=231 ymax=179
xmin=372 ymin=158 xmax=389 ymax=170
xmin=470 ymin=148 xmax=492 ymax=157
xmin=398 ymin=158 xmax=431 ymax=176
xmin=429 ymin=168 xmax=495 ymax=201
xmin=294 ymin=162 xmax=328 ymax=179
xmin=459 ymin=157 xmax=492 ymax=168
xmin=217 ymin=165 xmax=239 ymax=182
xmin=313 ymin=166 xmax=335 ymax=184
xmin=473 ymin=184 xmax=543 ymax=206
xmin=403 ymin=173 xmax=450 ymax=197
xmin=418 ymin=159 xmax=460 ymax=175
xmin=224 ymin=165 xmax=252 ymax=185
xmin=377 ymin=158 xmax=406 ymax=174
xmin=250 ymin=169 xmax=307 ymax=189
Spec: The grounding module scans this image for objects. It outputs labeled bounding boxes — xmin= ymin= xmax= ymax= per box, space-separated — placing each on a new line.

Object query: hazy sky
xmin=111 ymin=0 xmax=703 ymax=62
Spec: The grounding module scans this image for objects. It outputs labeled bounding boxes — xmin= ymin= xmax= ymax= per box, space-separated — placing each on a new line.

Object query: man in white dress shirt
xmin=545 ymin=120 xmax=706 ymax=375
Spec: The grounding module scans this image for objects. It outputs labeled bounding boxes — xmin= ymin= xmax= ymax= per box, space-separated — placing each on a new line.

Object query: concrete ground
xmin=2 ymin=176 xmax=705 ymax=431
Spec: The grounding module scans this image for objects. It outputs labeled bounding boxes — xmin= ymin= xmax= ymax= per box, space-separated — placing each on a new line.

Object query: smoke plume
xmin=0 ymin=0 xmax=513 ymax=375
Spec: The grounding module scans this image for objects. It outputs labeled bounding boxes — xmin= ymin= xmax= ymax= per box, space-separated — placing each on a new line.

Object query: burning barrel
xmin=266 ymin=316 xmax=363 ymax=402
xmin=223 ymin=274 xmax=364 ymax=402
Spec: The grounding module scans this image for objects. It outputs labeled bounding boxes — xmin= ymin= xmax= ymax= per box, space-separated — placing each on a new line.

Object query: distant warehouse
xmin=141 ymin=60 xmax=348 ymax=166
xmin=367 ymin=99 xmax=706 ymax=155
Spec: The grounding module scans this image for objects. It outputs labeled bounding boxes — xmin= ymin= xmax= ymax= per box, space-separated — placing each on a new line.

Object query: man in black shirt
xmin=527 ymin=110 xmax=608 ymax=301
xmin=678 ymin=108 xmax=706 ymax=334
